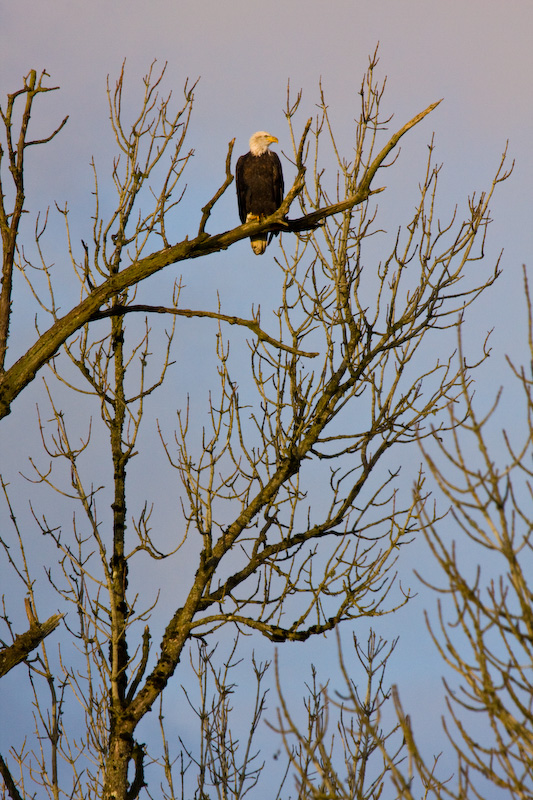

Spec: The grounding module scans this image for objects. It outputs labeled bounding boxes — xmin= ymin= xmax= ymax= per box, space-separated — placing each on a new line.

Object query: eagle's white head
xmin=249 ymin=131 xmax=278 ymax=156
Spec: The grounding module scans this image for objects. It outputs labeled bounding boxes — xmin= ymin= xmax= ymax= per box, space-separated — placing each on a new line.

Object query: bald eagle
xmin=236 ymin=131 xmax=284 ymax=255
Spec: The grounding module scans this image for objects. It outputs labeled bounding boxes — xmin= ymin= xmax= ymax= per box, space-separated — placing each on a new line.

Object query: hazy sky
xmin=2 ymin=0 xmax=533 ymax=789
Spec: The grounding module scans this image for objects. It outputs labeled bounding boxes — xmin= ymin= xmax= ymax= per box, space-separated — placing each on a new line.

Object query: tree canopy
xmin=1 ymin=56 xmax=524 ymax=800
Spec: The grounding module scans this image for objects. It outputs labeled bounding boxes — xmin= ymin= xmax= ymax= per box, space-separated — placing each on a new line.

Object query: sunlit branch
xmin=90 ymin=303 xmax=319 ymax=358
xmin=0 ymin=613 xmax=64 ymax=678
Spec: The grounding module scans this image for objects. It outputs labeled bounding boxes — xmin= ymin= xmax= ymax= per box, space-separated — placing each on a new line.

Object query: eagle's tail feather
xmin=250 ymin=235 xmax=268 ymax=255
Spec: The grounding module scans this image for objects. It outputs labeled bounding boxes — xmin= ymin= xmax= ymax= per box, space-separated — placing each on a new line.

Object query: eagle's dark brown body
xmin=236 ymin=132 xmax=284 ymax=255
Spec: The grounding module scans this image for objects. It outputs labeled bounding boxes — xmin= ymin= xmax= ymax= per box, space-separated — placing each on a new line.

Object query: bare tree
xmin=0 ymin=53 xmax=508 ymax=800
xmin=271 ymin=632 xmax=408 ymax=800
xmin=285 ymin=281 xmax=533 ymax=800
xmin=405 ymin=276 xmax=533 ymax=799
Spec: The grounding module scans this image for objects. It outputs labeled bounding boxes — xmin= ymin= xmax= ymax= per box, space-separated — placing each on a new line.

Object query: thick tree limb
xmin=0 ymin=613 xmax=64 ymax=678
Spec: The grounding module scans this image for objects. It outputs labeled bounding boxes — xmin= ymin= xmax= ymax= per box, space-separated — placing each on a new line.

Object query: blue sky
xmin=1 ymin=0 xmax=533 ymax=791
